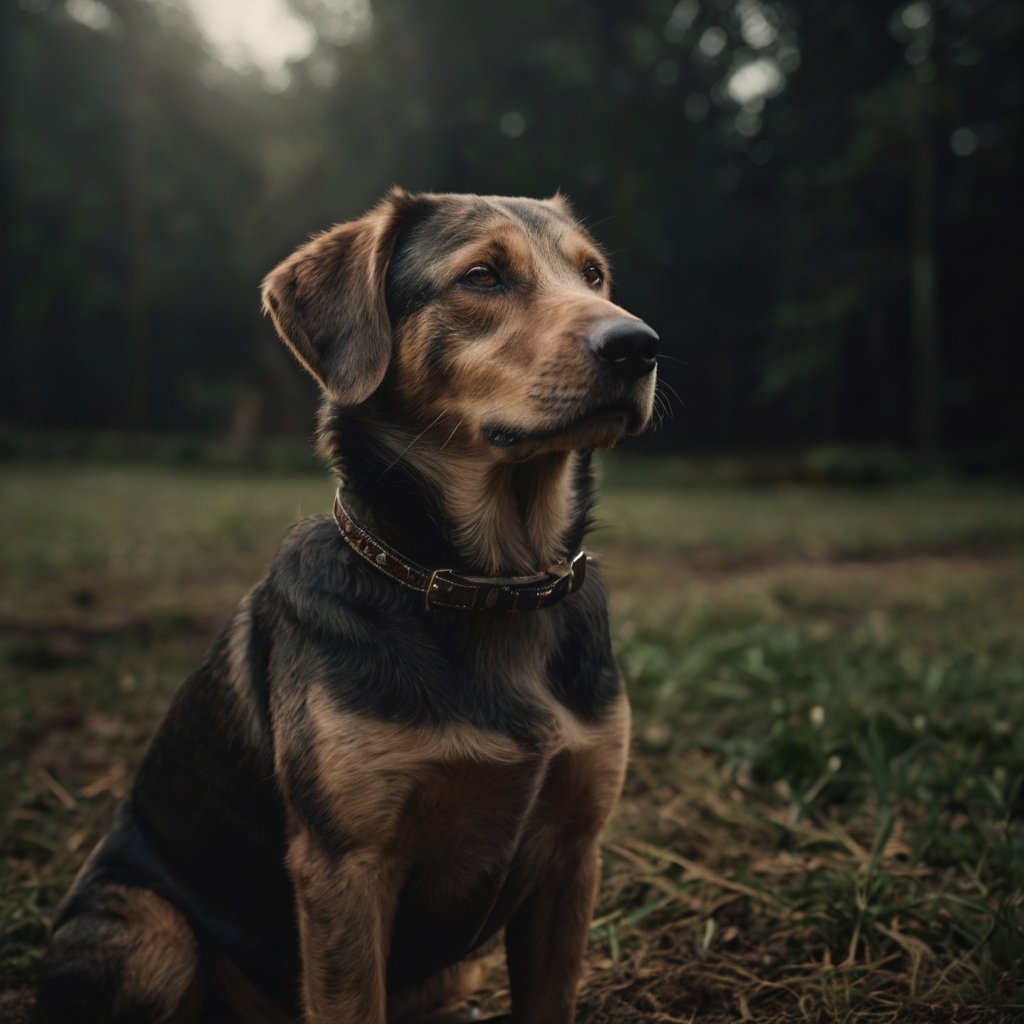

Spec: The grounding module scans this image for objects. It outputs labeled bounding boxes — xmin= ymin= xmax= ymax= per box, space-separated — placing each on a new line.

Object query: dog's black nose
xmin=588 ymin=318 xmax=659 ymax=380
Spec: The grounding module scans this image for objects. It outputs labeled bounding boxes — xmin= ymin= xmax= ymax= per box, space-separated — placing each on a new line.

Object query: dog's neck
xmin=320 ymin=405 xmax=594 ymax=576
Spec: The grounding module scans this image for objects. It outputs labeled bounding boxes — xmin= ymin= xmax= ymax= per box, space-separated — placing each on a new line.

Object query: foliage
xmin=2 ymin=0 xmax=1021 ymax=452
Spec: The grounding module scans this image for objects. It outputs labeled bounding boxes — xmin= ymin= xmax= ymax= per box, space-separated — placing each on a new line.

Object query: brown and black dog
xmin=33 ymin=190 xmax=658 ymax=1024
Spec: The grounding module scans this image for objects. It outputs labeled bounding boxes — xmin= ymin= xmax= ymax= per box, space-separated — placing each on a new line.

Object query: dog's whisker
xmin=372 ymin=412 xmax=446 ymax=485
xmin=656 ymin=379 xmax=683 ymax=410
xmin=439 ymin=418 xmax=465 ymax=452
xmin=653 ymin=393 xmax=672 ymax=432
xmin=650 ymin=390 xmax=669 ymax=429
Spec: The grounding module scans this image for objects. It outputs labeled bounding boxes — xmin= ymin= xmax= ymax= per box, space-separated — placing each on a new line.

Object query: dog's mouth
xmin=484 ymin=401 xmax=645 ymax=451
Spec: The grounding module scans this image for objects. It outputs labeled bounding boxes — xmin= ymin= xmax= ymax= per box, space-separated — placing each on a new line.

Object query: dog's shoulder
xmin=263 ymin=513 xmax=361 ymax=612
xmin=258 ymin=512 xmax=407 ymax=633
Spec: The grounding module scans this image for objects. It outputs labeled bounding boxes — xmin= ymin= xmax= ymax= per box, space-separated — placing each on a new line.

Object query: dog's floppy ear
xmin=262 ymin=188 xmax=419 ymax=406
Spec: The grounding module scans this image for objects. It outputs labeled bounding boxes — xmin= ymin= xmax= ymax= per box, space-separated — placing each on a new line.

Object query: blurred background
xmin=4 ymin=0 xmax=1022 ymax=466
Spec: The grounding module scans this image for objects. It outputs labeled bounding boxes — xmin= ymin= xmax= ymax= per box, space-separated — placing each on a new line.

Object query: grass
xmin=2 ymin=460 xmax=1023 ymax=1022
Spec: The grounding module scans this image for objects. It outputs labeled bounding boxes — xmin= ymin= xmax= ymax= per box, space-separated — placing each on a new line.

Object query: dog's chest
xmin=308 ymin=665 xmax=592 ymax=986
xmin=383 ymin=739 xmax=569 ymax=987
xmin=313 ymin=673 xmax=587 ymax=862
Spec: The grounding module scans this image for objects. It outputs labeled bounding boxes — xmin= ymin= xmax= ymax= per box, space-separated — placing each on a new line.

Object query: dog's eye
xmin=462 ymin=265 xmax=501 ymax=290
xmin=583 ymin=263 xmax=605 ymax=288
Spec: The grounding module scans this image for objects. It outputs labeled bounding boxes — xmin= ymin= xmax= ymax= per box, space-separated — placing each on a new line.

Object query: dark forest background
xmin=3 ymin=0 xmax=1022 ymax=460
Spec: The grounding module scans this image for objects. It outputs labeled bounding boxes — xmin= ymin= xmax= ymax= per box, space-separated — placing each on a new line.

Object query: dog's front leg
xmin=287 ymin=832 xmax=404 ymax=1024
xmin=504 ymin=700 xmax=630 ymax=1024
xmin=503 ymin=837 xmax=601 ymax=1024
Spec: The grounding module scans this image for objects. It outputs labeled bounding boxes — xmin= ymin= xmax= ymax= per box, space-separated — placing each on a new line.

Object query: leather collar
xmin=332 ymin=492 xmax=587 ymax=612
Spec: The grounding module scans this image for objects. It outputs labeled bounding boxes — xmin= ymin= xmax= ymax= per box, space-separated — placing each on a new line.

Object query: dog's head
xmin=262 ymin=189 xmax=657 ymax=459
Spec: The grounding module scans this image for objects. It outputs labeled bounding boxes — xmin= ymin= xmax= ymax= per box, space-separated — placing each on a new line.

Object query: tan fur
xmin=46 ymin=846 xmax=200 ymax=1023
xmin=112 ymin=889 xmax=198 ymax=1021
xmin=504 ymin=699 xmax=630 ymax=1023
xmin=427 ymin=452 xmax=577 ymax=573
xmin=387 ymin=962 xmax=485 ymax=1023
xmin=45 ymin=886 xmax=201 ymax=1024
xmin=278 ymin=682 xmax=629 ymax=1023
xmin=340 ymin=421 xmax=580 ymax=573
xmin=520 ymin=453 xmax=580 ymax=569
xmin=287 ymin=833 xmax=402 ymax=1022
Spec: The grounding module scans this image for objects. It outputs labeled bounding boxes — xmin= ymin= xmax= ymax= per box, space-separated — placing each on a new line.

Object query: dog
xmin=33 ymin=189 xmax=658 ymax=1024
